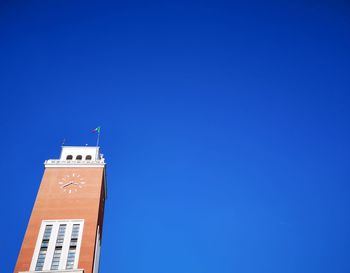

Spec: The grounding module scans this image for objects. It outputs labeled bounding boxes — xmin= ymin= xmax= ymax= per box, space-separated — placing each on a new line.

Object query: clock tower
xmin=14 ymin=146 xmax=107 ymax=273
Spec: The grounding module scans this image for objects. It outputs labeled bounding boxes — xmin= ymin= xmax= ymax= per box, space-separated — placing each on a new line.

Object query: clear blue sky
xmin=1 ymin=1 xmax=350 ymax=273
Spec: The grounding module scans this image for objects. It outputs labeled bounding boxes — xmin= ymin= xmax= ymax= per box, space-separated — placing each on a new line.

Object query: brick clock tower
xmin=14 ymin=146 xmax=107 ymax=273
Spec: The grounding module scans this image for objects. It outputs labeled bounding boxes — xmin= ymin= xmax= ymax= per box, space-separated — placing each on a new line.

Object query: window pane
xmin=50 ymin=224 xmax=67 ymax=270
xmin=35 ymin=225 xmax=52 ymax=271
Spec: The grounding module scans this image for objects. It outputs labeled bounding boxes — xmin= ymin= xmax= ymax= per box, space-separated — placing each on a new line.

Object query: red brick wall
xmin=14 ymin=167 xmax=105 ymax=273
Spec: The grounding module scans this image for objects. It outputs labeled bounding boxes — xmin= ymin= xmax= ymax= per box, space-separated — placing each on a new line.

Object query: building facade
xmin=14 ymin=146 xmax=107 ymax=273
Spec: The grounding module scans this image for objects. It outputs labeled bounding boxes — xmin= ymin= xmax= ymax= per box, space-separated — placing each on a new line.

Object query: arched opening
xmin=76 ymin=155 xmax=82 ymax=160
xmin=66 ymin=155 xmax=73 ymax=160
xmin=86 ymin=155 xmax=92 ymax=160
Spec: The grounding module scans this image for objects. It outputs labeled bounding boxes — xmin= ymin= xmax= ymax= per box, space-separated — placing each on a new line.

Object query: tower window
xmin=66 ymin=155 xmax=73 ymax=160
xmin=50 ymin=224 xmax=66 ymax=270
xmin=76 ymin=155 xmax=82 ymax=160
xmin=66 ymin=224 xmax=80 ymax=269
xmin=85 ymin=155 xmax=92 ymax=160
xmin=31 ymin=220 xmax=83 ymax=272
xmin=35 ymin=225 xmax=52 ymax=271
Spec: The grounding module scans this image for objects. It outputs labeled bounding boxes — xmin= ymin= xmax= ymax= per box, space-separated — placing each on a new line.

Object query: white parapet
xmin=44 ymin=146 xmax=105 ymax=168
xmin=60 ymin=146 xmax=101 ymax=161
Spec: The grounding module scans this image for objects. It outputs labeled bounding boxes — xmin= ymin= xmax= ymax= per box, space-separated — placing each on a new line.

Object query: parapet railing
xmin=44 ymin=159 xmax=105 ymax=165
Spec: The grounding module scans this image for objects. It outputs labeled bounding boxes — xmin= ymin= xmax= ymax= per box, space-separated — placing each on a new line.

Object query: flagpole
xmin=94 ymin=127 xmax=100 ymax=161
xmin=96 ymin=132 xmax=100 ymax=147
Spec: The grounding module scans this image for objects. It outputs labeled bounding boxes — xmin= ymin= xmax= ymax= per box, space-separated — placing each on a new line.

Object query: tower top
xmin=44 ymin=145 xmax=105 ymax=168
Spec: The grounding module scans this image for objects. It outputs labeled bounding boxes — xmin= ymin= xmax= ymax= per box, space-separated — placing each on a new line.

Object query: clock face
xmin=58 ymin=173 xmax=86 ymax=194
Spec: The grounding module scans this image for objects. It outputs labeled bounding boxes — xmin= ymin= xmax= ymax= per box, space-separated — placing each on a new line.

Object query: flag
xmin=92 ymin=126 xmax=101 ymax=134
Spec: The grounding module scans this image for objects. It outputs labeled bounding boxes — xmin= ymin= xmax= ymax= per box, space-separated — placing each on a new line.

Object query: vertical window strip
xmin=50 ymin=224 xmax=66 ymax=270
xmin=66 ymin=224 xmax=80 ymax=269
xmin=35 ymin=225 xmax=52 ymax=271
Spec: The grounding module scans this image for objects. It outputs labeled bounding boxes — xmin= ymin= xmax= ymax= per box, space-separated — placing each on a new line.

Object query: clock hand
xmin=62 ymin=182 xmax=73 ymax=188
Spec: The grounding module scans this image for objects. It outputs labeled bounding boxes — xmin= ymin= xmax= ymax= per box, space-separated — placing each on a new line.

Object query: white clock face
xmin=58 ymin=173 xmax=86 ymax=194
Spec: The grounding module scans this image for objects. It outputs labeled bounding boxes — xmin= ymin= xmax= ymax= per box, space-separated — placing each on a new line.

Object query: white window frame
xmin=30 ymin=219 xmax=84 ymax=272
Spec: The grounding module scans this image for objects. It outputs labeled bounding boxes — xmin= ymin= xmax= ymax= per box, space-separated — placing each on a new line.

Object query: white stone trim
xmin=45 ymin=165 xmax=105 ymax=168
xmin=73 ymin=221 xmax=84 ymax=269
xmin=18 ymin=269 xmax=84 ymax=273
xmin=60 ymin=223 xmax=71 ymax=270
xmin=92 ymin=226 xmax=101 ymax=273
xmin=30 ymin=220 xmax=84 ymax=272
xmin=44 ymin=224 xmax=59 ymax=269
xmin=44 ymin=159 xmax=105 ymax=168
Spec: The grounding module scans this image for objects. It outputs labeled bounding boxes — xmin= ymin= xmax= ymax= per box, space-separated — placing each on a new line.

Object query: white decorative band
xmin=19 ymin=269 xmax=84 ymax=273
xmin=44 ymin=160 xmax=105 ymax=168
